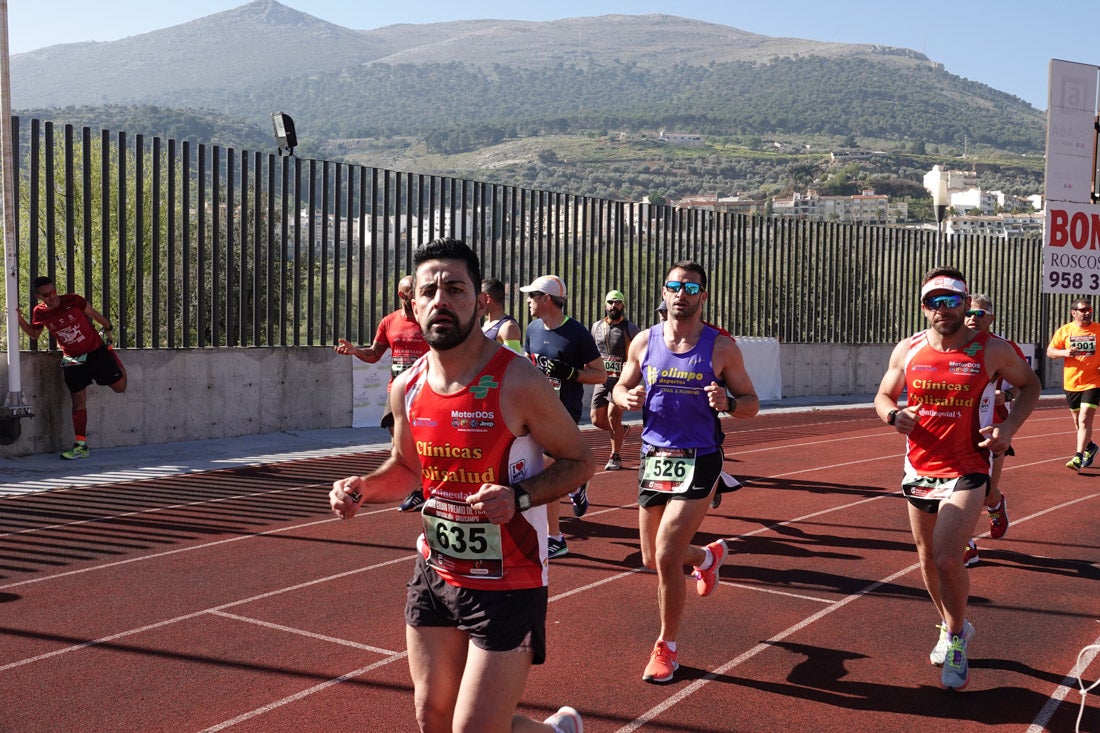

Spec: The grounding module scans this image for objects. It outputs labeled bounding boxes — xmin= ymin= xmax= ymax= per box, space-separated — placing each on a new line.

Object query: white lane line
xmin=1026 ymin=633 xmax=1100 ymax=733
xmin=198 ymin=652 xmax=410 ymax=733
xmin=615 ymin=490 xmax=1100 ymax=733
xmin=615 ymin=563 xmax=920 ymax=733
xmin=0 ymin=555 xmax=413 ymax=673
xmin=0 ymin=506 xmax=399 ymax=591
xmin=209 ymin=611 xmax=400 ymax=655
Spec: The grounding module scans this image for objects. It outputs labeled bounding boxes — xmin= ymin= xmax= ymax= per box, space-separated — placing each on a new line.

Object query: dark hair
xmin=31 ymin=275 xmax=53 ymax=290
xmin=413 ymin=237 xmax=482 ymax=289
xmin=668 ymin=260 xmax=708 ymax=290
xmin=921 ymin=266 xmax=967 ymax=286
xmin=482 ymin=277 xmax=506 ymax=303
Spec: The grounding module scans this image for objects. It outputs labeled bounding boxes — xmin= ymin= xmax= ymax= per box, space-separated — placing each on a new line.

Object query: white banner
xmin=1043 ymin=59 xmax=1100 ymax=293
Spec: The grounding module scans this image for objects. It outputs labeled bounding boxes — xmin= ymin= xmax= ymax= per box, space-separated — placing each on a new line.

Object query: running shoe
xmin=570 ymin=484 xmax=589 ymax=517
xmin=1084 ymin=442 xmax=1099 ymax=469
xmin=1067 ymin=454 xmax=1083 ymax=471
xmin=543 ymin=706 xmax=584 ymax=733
xmin=398 ymin=489 xmax=425 ymax=512
xmin=987 ymin=496 xmax=1009 ymax=539
xmin=548 ymin=536 xmax=568 ymax=559
xmin=605 ymin=453 xmax=622 ymax=471
xmin=929 ymin=619 xmax=974 ymax=666
xmin=692 ymin=539 xmax=728 ymax=596
xmin=60 ymin=441 xmax=89 ymax=460
xmin=963 ymin=539 xmax=980 ymax=568
xmin=940 ymin=631 xmax=971 ymax=690
xmin=642 ymin=640 xmax=679 ymax=684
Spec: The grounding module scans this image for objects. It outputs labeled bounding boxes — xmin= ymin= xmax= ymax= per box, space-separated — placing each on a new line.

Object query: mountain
xmin=9 ymin=1 xmax=1047 ymax=201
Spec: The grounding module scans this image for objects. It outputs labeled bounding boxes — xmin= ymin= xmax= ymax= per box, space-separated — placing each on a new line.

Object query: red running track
xmin=1 ymin=402 xmax=1098 ymax=732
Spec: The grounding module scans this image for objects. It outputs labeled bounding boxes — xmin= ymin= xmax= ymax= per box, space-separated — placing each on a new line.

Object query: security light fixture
xmin=272 ymin=112 xmax=297 ymax=157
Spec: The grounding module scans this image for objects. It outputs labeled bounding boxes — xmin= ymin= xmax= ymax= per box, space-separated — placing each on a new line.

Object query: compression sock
xmin=72 ymin=409 xmax=88 ymax=439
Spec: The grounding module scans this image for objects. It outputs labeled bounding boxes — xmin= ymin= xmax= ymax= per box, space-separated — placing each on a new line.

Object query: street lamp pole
xmin=932 ymin=177 xmax=949 ymax=264
xmin=0 ymin=0 xmax=33 ymax=444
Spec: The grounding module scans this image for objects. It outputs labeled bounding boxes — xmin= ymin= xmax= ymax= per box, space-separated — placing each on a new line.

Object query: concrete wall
xmin=1 ymin=347 xmax=350 ymax=457
xmin=1 ymin=343 xmax=1062 ymax=457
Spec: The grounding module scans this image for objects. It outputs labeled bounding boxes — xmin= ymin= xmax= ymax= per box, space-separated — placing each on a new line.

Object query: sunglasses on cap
xmin=665 ymin=281 xmax=703 ymax=295
xmin=922 ymin=294 xmax=965 ymax=310
xmin=964 ymin=309 xmax=990 ymax=318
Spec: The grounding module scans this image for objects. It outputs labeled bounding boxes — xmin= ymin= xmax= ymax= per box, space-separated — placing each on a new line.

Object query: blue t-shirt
xmin=525 ymin=316 xmax=601 ymax=422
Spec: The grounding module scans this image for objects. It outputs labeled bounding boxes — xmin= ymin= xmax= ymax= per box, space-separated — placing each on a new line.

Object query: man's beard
xmin=424 ymin=309 xmax=480 ymax=351
xmin=932 ymin=317 xmax=963 ymax=336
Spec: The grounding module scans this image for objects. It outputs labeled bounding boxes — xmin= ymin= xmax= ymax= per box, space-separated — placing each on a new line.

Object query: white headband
xmin=920 ymin=276 xmax=968 ymax=299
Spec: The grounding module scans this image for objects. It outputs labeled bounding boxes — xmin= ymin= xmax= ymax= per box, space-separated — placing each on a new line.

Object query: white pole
xmin=0 ymin=0 xmax=29 ymax=413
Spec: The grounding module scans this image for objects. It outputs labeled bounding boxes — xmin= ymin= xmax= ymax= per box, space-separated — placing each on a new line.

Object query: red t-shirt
xmin=903 ymin=330 xmax=996 ymax=478
xmin=405 ymin=347 xmax=548 ymax=590
xmin=31 ymin=294 xmax=103 ymax=357
xmin=374 ymin=309 xmax=428 ymax=387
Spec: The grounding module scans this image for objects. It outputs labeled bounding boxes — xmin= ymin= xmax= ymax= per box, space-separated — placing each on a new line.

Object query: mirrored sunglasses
xmin=922 ymin=294 xmax=965 ymax=310
xmin=964 ymin=309 xmax=989 ymax=318
xmin=665 ymin=281 xmax=703 ymax=295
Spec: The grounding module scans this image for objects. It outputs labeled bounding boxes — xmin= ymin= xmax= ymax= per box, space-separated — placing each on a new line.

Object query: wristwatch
xmin=512 ymin=483 xmax=532 ymax=512
xmin=887 ymin=409 xmax=900 ymax=426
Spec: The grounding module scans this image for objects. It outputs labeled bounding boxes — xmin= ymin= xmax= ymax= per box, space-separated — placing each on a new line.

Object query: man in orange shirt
xmin=1047 ymin=299 xmax=1100 ymax=471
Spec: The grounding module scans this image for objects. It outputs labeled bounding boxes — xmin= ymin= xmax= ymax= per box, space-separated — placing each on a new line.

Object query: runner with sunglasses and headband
xmin=613 ymin=261 xmax=758 ymax=684
xmin=1047 ymin=298 xmax=1100 ymax=471
xmin=961 ymin=294 xmax=1030 ymax=567
xmin=875 ymin=267 xmax=1039 ymax=690
xmin=16 ymin=275 xmax=126 ymax=459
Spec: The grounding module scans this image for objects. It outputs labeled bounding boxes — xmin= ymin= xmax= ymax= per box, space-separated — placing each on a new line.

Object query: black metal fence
xmin=8 ymin=118 xmax=1072 ymax=354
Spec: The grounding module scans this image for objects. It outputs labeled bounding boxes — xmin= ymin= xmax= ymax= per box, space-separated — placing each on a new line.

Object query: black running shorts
xmin=404 ymin=555 xmax=548 ymax=664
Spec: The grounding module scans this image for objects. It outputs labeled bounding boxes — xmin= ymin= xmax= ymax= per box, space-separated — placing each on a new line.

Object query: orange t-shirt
xmin=1048 ymin=321 xmax=1100 ymax=391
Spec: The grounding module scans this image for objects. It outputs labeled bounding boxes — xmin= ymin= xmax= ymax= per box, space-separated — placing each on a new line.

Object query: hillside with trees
xmin=10 ymin=1 xmax=1048 ymax=210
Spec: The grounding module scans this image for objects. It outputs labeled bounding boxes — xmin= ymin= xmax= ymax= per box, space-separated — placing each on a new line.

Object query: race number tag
xmin=640 ymin=447 xmax=697 ymax=493
xmin=421 ymin=497 xmax=504 ymax=578
xmin=902 ymin=475 xmax=960 ymax=501
xmin=604 ymin=356 xmax=623 ymax=378
xmin=1069 ymin=335 xmax=1096 ymax=355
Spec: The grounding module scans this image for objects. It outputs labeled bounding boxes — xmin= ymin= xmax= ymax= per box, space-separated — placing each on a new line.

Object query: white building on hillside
xmin=771 ymin=190 xmax=907 ymax=225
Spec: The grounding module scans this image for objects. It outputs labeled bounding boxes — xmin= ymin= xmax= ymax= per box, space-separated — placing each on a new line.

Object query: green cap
xmin=605 ymin=290 xmax=626 ymax=304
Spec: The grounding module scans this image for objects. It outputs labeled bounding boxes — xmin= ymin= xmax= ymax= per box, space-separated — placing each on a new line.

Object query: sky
xmin=6 ymin=0 xmax=1099 ymax=111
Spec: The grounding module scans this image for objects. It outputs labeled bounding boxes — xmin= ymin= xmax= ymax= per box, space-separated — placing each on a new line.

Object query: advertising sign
xmin=1043 ymin=59 xmax=1100 ymax=293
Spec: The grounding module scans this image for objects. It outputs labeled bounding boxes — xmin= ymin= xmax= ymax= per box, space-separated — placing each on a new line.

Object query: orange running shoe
xmin=692 ymin=539 xmax=728 ymax=596
xmin=642 ymin=640 xmax=679 ymax=684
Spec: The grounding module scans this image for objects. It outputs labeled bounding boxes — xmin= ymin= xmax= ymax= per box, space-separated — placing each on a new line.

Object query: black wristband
xmin=726 ymin=391 xmax=738 ymax=414
xmin=887 ymin=409 xmax=900 ymax=426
